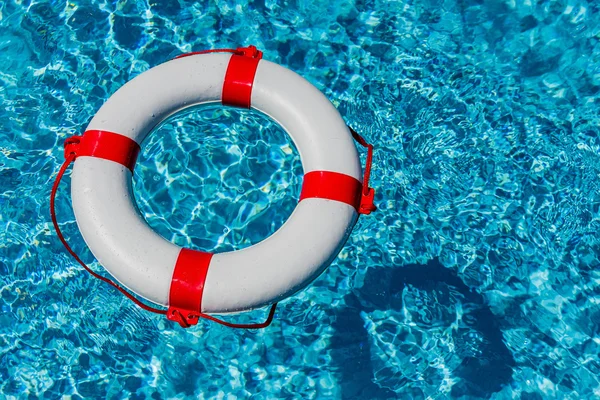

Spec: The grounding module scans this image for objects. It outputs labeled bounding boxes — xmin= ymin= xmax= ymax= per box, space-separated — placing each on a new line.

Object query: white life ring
xmin=63 ymin=46 xmax=375 ymax=327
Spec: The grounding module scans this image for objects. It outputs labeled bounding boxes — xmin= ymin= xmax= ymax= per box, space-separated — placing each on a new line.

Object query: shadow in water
xmin=330 ymin=258 xmax=515 ymax=399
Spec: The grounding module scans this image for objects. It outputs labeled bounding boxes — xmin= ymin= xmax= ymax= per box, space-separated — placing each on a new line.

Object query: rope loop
xmin=51 ymin=137 xmax=277 ymax=329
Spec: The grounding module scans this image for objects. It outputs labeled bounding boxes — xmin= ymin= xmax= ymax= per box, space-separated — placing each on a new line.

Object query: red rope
xmin=52 ymin=49 xmax=372 ymax=327
xmin=173 ymin=45 xmax=263 ymax=60
xmin=174 ymin=48 xmax=237 ymax=59
xmin=50 ymin=154 xmax=167 ymax=315
xmin=349 ymin=127 xmax=373 ymax=196
xmin=200 ymin=305 xmax=277 ymax=328
xmin=50 ymin=142 xmax=277 ymax=329
xmin=349 ymin=127 xmax=376 ymax=214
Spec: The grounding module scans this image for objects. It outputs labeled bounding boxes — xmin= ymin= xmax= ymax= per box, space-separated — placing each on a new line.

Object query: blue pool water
xmin=2 ymin=0 xmax=600 ymax=398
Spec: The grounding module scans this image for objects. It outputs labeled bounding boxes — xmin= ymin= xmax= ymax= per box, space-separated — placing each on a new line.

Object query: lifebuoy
xmin=52 ymin=46 xmax=376 ymax=328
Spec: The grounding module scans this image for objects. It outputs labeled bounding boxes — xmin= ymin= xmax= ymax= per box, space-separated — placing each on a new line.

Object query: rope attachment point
xmin=167 ymin=308 xmax=200 ymax=328
xmin=64 ymin=136 xmax=82 ymax=158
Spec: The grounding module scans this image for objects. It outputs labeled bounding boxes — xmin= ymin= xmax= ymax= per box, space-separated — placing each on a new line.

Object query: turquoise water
xmin=2 ymin=0 xmax=600 ymax=398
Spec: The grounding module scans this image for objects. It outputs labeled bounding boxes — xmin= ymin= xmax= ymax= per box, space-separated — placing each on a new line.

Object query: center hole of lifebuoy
xmin=133 ymin=105 xmax=302 ymax=252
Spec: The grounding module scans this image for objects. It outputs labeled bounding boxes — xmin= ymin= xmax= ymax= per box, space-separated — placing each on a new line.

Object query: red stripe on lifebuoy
xmin=78 ymin=130 xmax=140 ymax=172
xmin=222 ymin=52 xmax=262 ymax=108
xmin=299 ymin=171 xmax=363 ymax=212
xmin=169 ymin=249 xmax=213 ymax=315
